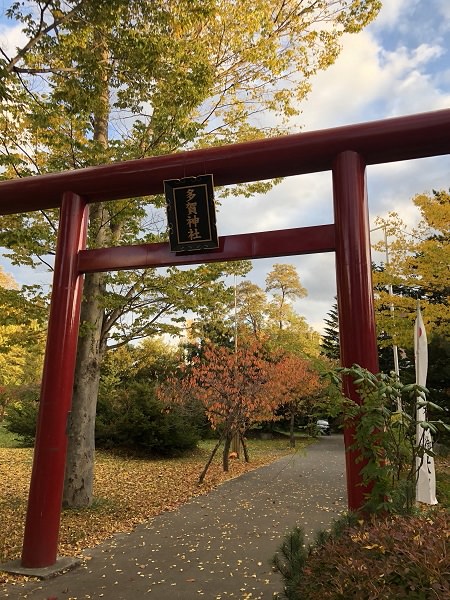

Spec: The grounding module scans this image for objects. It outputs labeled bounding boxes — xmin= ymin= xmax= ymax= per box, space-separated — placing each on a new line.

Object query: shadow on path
xmin=3 ymin=435 xmax=347 ymax=599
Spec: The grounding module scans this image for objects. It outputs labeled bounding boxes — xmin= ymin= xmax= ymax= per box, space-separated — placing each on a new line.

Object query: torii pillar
xmin=333 ymin=151 xmax=379 ymax=510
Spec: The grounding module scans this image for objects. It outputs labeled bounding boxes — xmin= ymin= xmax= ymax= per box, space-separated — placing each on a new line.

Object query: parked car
xmin=316 ymin=419 xmax=331 ymax=435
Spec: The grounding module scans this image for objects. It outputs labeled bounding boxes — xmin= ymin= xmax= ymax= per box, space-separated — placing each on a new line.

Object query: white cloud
xmin=367 ymin=156 xmax=449 ymax=226
xmin=370 ymin=0 xmax=416 ymax=29
xmin=297 ymin=32 xmax=383 ymax=128
xmin=1 ymin=1 xmax=449 ymax=334
xmin=297 ymin=32 xmax=449 ymax=131
xmin=0 ymin=22 xmax=26 ymax=55
xmin=436 ymin=0 xmax=450 ymax=21
xmin=218 ymin=172 xmax=333 ymax=236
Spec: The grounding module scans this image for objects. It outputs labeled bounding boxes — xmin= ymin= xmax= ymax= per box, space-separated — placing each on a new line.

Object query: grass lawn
xmin=0 ymin=435 xmax=304 ymax=580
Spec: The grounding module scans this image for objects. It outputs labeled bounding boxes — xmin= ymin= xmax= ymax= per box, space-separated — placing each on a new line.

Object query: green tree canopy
xmin=265 ymin=263 xmax=307 ymax=330
xmin=372 ymin=190 xmax=450 ymax=415
xmin=372 ymin=189 xmax=450 ymax=348
xmin=0 ymin=0 xmax=381 ymax=507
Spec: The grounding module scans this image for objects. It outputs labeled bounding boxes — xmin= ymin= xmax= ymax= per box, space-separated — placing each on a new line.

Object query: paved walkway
xmin=2 ymin=435 xmax=347 ymax=599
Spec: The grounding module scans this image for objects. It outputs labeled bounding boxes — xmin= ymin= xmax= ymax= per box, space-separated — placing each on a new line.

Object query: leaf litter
xmin=0 ymin=438 xmax=297 ymax=584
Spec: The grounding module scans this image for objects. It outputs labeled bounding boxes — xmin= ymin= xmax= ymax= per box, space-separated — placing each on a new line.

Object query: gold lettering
xmin=188 ymin=228 xmax=202 ymax=240
xmin=186 ymin=188 xmax=196 ymax=201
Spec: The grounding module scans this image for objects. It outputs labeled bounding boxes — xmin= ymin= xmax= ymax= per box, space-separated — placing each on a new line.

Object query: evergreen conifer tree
xmin=321 ymin=300 xmax=340 ymax=360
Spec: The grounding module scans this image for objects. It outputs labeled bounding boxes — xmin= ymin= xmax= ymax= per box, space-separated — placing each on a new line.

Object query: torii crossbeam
xmin=0 ymin=108 xmax=449 ymax=571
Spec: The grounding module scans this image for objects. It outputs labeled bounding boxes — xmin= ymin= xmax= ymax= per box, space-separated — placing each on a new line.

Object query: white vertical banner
xmin=414 ymin=302 xmax=438 ymax=505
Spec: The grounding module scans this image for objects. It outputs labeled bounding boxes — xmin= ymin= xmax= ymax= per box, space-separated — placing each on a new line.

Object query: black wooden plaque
xmin=164 ymin=175 xmax=219 ymax=252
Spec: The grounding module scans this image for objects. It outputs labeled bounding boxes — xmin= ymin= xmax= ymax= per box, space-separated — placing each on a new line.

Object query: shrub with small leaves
xmin=328 ymin=365 xmax=450 ymax=513
xmin=4 ymin=384 xmax=40 ymax=446
xmin=96 ymin=381 xmax=201 ymax=455
xmin=273 ymin=509 xmax=450 ymax=600
xmin=288 ymin=510 xmax=450 ymax=600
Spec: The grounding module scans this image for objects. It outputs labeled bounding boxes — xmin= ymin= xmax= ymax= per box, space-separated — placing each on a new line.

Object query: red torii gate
xmin=0 ymin=109 xmax=449 ymax=571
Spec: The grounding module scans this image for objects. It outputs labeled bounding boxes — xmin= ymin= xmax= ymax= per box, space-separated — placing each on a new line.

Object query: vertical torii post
xmin=333 ymin=151 xmax=379 ymax=511
xmin=0 ymin=109 xmax=445 ymax=571
xmin=21 ymin=192 xmax=88 ymax=568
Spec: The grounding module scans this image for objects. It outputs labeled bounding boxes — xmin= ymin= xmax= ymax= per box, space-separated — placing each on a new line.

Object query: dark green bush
xmin=4 ymin=385 xmax=40 ymax=446
xmin=4 ymin=380 xmax=203 ymax=455
xmin=271 ymin=527 xmax=309 ymax=600
xmin=273 ymin=510 xmax=450 ymax=600
xmin=96 ymin=381 xmax=202 ymax=455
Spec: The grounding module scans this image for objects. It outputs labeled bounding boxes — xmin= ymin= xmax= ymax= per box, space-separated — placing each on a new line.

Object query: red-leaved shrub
xmin=295 ymin=510 xmax=449 ymax=599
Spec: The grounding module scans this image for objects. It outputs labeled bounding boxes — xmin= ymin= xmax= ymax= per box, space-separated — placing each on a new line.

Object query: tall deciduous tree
xmin=372 ymin=190 xmax=449 ymax=348
xmin=272 ymin=353 xmax=324 ymax=447
xmin=372 ymin=190 xmax=449 ymax=413
xmin=160 ymin=341 xmax=281 ymax=481
xmin=266 ymin=263 xmax=307 ymax=330
xmin=263 ymin=263 xmax=321 ymax=356
xmin=236 ymin=280 xmax=269 ymax=337
xmin=0 ymin=0 xmax=381 ymax=506
xmin=229 ymin=267 xmax=320 ymax=355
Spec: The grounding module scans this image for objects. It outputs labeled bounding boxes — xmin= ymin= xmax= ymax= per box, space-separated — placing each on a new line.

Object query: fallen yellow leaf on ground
xmin=0 ymin=437 xmax=299 ymax=582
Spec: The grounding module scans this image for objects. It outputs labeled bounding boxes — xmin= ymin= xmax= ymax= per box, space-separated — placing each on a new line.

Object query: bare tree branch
xmin=12 ymin=67 xmax=77 ymax=74
xmin=4 ymin=1 xmax=87 ymax=75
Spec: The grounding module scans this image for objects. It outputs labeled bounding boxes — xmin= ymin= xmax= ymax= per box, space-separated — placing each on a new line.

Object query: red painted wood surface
xmin=78 ymin=225 xmax=335 ymax=273
xmin=21 ymin=193 xmax=88 ymax=568
xmin=333 ymin=151 xmax=380 ymax=511
xmin=4 ymin=108 xmax=448 ymax=567
xmin=0 ymin=109 xmax=449 ymax=213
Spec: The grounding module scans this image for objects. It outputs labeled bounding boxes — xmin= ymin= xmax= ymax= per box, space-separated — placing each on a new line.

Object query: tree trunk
xmin=241 ymin=433 xmax=250 ymax=463
xmin=63 ymin=270 xmax=106 ymax=507
xmin=289 ymin=411 xmax=296 ymax=448
xmin=223 ymin=433 xmax=232 ymax=472
xmin=198 ymin=433 xmax=224 ymax=484
xmin=63 ymin=31 xmax=110 ymax=507
xmin=231 ymin=432 xmax=241 ymax=457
